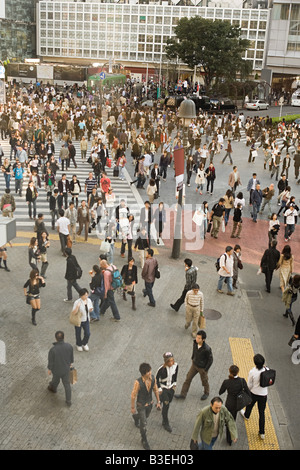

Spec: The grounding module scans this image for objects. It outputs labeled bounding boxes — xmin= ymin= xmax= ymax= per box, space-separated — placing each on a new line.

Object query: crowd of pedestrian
xmin=0 ymin=77 xmax=300 ymax=450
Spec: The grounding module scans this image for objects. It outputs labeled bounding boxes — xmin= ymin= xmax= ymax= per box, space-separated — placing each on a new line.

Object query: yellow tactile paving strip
xmin=229 ymin=337 xmax=280 ymax=450
xmin=9 ymin=231 xmax=160 ymax=253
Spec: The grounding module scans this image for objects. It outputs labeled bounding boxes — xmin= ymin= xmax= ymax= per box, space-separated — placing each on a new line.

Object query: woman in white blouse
xmin=70 ymin=288 xmax=93 ymax=352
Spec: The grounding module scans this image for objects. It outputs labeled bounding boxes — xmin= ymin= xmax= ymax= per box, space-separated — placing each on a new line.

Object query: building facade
xmin=0 ymin=0 xmax=37 ymax=61
xmin=266 ymin=0 xmax=300 ymax=76
xmin=36 ymin=1 xmax=270 ymax=73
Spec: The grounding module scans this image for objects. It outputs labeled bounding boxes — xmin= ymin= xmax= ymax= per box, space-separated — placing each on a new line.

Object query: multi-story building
xmin=266 ymin=0 xmax=300 ymax=78
xmin=2 ymin=0 xmax=299 ymax=89
xmin=0 ymin=0 xmax=37 ymax=61
xmin=36 ymin=0 xmax=270 ymax=76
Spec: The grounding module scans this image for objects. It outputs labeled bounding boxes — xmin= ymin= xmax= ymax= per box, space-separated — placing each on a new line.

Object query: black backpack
xmin=215 ymin=253 xmax=227 ymax=271
xmin=260 ymin=367 xmax=276 ymax=387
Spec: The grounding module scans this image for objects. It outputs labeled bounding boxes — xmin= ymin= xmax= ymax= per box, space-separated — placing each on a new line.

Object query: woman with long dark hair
xmin=23 ymin=268 xmax=45 ymax=325
xmin=277 ymin=244 xmax=294 ymax=293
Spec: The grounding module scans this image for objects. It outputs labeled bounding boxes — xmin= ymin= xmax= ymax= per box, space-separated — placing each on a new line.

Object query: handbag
xmin=155 ymin=264 xmax=160 ymax=279
xmin=207 ymin=221 xmax=212 ymax=233
xmin=198 ymin=314 xmax=206 ymax=329
xmin=100 ymin=240 xmax=111 ymax=254
xmin=70 ymin=367 xmax=77 ymax=385
xmin=236 ymin=379 xmax=252 ymax=411
xmin=69 ymin=308 xmax=82 ymax=327
xmin=189 ymin=439 xmax=198 ymax=451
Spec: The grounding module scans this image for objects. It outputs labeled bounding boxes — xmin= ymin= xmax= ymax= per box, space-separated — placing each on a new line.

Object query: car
xmin=164 ymin=95 xmax=211 ymax=112
xmin=209 ymin=97 xmax=238 ymax=114
xmin=246 ymin=99 xmax=269 ymax=111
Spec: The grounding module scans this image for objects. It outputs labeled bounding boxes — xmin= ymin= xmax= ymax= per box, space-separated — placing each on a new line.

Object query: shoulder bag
xmin=69 ymin=301 xmax=82 ymax=327
xmin=236 ymin=378 xmax=252 ymax=411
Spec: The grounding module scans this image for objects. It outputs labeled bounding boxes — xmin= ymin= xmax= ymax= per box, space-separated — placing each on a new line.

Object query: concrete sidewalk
xmin=0 ymin=231 xmax=293 ymax=451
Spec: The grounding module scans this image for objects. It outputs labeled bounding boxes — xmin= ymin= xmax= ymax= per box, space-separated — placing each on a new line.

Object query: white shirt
xmin=218 ymin=253 xmax=233 ymax=277
xmin=56 ymin=216 xmax=70 ymax=235
xmin=73 ymin=297 xmax=93 ymax=322
xmin=247 ymin=366 xmax=268 ymax=396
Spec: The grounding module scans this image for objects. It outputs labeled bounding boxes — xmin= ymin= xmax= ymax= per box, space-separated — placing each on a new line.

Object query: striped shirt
xmin=185 ymin=290 xmax=204 ymax=310
xmin=85 ymin=177 xmax=97 ymax=193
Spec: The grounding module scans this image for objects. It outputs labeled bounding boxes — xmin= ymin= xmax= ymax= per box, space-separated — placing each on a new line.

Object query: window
xmin=273 ymin=4 xmax=290 ymax=20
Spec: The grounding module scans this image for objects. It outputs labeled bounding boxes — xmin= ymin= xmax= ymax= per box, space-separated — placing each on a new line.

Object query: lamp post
xmin=171 ymin=98 xmax=196 ymax=259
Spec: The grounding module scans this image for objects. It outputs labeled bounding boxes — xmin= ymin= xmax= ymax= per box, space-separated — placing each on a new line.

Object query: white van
xmin=291 ymin=90 xmax=300 ymax=106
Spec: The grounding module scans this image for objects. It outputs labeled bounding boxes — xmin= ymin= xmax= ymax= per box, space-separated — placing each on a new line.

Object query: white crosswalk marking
xmin=0 ymin=139 xmax=145 ymax=236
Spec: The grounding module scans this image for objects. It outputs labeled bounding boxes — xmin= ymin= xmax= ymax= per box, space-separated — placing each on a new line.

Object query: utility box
xmin=0 ymin=217 xmax=16 ymax=246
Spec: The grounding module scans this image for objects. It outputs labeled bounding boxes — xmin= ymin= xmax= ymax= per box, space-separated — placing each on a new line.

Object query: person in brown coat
xmin=141 ymin=249 xmax=158 ymax=307
xmin=228 ymin=166 xmax=241 ymax=196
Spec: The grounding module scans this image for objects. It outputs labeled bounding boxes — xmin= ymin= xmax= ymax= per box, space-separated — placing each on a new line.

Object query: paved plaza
xmin=0 ymin=105 xmax=300 ymax=453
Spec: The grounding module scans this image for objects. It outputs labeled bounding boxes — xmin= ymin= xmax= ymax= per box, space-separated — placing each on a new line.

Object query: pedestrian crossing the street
xmin=0 ymin=138 xmax=145 ymax=237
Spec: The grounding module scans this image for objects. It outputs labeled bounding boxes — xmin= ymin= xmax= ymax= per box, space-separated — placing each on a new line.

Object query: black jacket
xmin=191 ymin=341 xmax=213 ymax=372
xmin=260 ymin=247 xmax=280 ymax=271
xmin=121 ymin=264 xmax=138 ymax=285
xmin=48 ymin=341 xmax=74 ymax=376
xmin=65 ymin=254 xmax=81 ymax=280
xmin=89 ymin=271 xmax=103 ymax=291
xmin=219 ymin=377 xmax=251 ymax=413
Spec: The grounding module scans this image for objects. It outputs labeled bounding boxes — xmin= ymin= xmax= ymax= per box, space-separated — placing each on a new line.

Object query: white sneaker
xmin=259 ymin=433 xmax=265 ymax=440
xmin=77 ymin=346 xmax=83 ymax=352
xmin=82 ymin=344 xmax=89 ymax=351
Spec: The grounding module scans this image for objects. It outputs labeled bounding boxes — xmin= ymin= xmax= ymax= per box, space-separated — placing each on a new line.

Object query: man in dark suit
xmin=260 ymin=240 xmax=280 ymax=293
xmin=140 ymin=201 xmax=153 ymax=246
xmin=47 ymin=331 xmax=74 ymax=406
xmin=57 ymin=173 xmax=70 ymax=209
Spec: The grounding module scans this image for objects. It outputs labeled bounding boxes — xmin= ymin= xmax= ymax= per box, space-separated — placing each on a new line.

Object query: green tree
xmin=165 ymin=17 xmax=250 ymax=88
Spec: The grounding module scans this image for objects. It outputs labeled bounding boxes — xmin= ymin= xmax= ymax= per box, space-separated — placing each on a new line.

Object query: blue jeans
xmin=217 ymin=276 xmax=233 ymax=293
xmin=144 ymin=281 xmax=155 ymax=305
xmin=252 ymin=202 xmax=261 ymax=222
xmin=28 ymin=200 xmax=37 ymax=219
xmin=4 ymin=173 xmax=11 ymax=189
xmin=100 ymin=290 xmax=120 ymax=320
xmin=89 ymin=292 xmax=101 ymax=320
xmin=198 ymin=436 xmax=218 ymax=450
xmin=285 ymin=224 xmax=295 ymax=239
xmin=75 ymin=320 xmax=90 ymax=347
xmin=224 ymin=208 xmax=231 ymax=225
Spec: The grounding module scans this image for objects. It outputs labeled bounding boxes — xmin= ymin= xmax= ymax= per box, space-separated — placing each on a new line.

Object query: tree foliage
xmin=165 ymin=17 xmax=251 ymax=88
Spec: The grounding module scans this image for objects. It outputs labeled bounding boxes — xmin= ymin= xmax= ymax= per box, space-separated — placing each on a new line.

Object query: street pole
xmin=171 ymin=98 xmax=196 ymax=259
xmin=171 ymin=175 xmax=183 ymax=259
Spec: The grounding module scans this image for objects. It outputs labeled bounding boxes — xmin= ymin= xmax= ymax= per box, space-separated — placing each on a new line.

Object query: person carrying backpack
xmin=216 ymin=246 xmax=235 ymax=296
xmin=99 ymin=259 xmax=121 ymax=322
xmin=240 ymin=354 xmax=270 ymax=441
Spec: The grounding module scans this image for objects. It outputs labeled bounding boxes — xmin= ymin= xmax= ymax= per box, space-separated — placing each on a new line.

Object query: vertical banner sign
xmin=173 ymin=147 xmax=185 ymax=190
xmin=173 ymin=148 xmax=185 ymax=177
